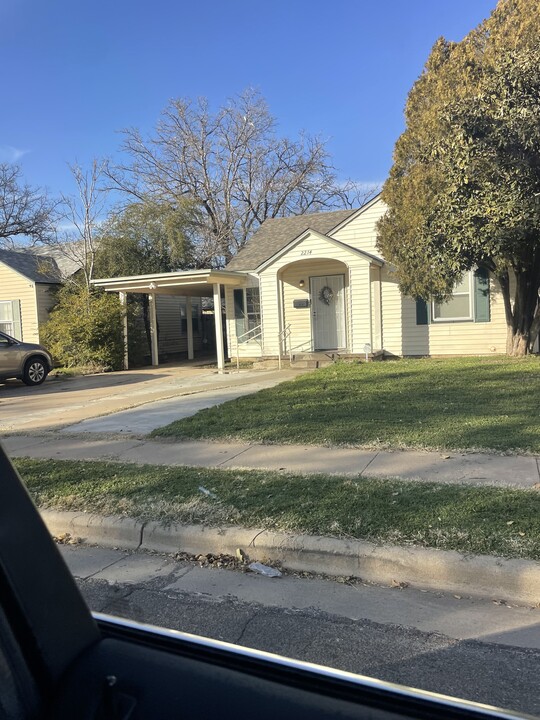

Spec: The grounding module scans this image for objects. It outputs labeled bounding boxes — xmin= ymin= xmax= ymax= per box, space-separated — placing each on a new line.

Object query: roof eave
xmin=91 ymin=268 xmax=248 ymax=293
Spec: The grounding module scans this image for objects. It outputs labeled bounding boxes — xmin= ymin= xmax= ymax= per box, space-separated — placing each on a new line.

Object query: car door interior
xmin=0 ymin=442 xmax=530 ymax=720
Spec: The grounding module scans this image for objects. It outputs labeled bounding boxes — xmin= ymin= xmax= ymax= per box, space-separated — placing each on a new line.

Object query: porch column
xmin=186 ymin=296 xmax=194 ymax=360
xmin=119 ymin=292 xmax=129 ymax=370
xmin=149 ymin=292 xmax=159 ymax=366
xmin=213 ymin=283 xmax=225 ymax=372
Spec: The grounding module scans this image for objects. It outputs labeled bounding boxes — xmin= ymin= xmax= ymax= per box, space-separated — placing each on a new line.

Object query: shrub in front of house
xmin=41 ymin=285 xmax=125 ymax=372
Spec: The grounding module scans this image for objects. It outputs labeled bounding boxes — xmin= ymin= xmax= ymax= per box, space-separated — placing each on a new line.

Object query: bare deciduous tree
xmin=0 ymin=163 xmax=55 ymax=247
xmin=108 ymin=89 xmax=374 ymax=266
xmin=48 ymin=159 xmax=109 ymax=288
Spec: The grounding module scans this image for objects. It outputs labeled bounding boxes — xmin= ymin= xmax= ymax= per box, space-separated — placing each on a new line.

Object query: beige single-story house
xmin=0 ymin=248 xmax=64 ymax=343
xmin=226 ymin=196 xmax=506 ymax=356
xmin=224 ymin=194 xmax=510 ymax=359
xmin=93 ymin=194 xmax=518 ymax=371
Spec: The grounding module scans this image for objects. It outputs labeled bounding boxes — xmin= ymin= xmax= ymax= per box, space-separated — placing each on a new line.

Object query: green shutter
xmin=416 ymin=298 xmax=428 ymax=325
xmin=11 ymin=300 xmax=22 ymax=340
xmin=233 ymin=288 xmax=245 ymax=338
xmin=474 ymin=268 xmax=490 ymax=322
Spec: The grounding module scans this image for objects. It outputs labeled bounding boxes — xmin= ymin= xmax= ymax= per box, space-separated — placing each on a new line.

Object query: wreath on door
xmin=319 ymin=285 xmax=334 ymax=305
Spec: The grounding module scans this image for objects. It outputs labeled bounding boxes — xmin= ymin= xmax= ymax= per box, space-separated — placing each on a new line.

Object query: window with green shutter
xmin=415 ymin=299 xmax=428 ymax=325
xmin=473 ymin=268 xmax=490 ymax=322
xmin=432 ymin=274 xmax=473 ymax=321
xmin=421 ymin=269 xmax=491 ymax=325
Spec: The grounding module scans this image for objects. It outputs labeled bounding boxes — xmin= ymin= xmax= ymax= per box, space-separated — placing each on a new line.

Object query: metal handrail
xmin=277 ymin=324 xmax=292 ymax=370
xmin=288 ymin=339 xmax=311 ymax=353
xmin=236 ymin=324 xmax=263 ymax=371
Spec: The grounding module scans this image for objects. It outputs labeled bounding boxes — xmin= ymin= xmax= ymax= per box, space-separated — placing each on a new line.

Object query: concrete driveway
xmin=0 ymin=363 xmax=298 ymax=434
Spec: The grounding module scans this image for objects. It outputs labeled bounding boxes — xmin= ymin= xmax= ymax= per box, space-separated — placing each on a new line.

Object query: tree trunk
xmin=506 ymin=327 xmax=529 ymax=356
xmin=499 ymin=264 xmax=540 ymax=356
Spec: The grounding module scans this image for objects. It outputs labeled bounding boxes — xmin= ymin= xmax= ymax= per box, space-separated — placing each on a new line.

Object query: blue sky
xmin=1 ymin=0 xmax=496 ymax=200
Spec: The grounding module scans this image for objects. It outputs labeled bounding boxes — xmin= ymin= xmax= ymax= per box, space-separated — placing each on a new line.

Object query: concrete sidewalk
xmin=4 ymin=433 xmax=540 ymax=488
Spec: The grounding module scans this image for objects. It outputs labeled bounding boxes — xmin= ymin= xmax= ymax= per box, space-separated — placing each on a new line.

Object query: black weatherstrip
xmin=0 ymin=443 xmax=100 ymax=695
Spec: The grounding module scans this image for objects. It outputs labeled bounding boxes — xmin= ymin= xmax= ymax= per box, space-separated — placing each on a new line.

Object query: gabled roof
xmin=226 ymin=208 xmax=357 ymax=271
xmin=256 ymin=228 xmax=383 ymax=272
xmin=0 ymin=248 xmax=63 ymax=283
xmin=0 ymin=244 xmax=82 ymax=283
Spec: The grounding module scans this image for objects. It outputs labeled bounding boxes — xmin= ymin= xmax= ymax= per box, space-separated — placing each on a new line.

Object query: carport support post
xmin=213 ymin=283 xmax=225 ymax=373
xmin=186 ymin=296 xmax=194 ymax=360
xmin=119 ymin=292 xmax=129 ymax=370
xmin=149 ymin=292 xmax=159 ymax=366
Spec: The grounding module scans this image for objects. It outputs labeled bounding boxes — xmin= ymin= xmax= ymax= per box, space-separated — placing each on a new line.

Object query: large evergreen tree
xmin=378 ymin=0 xmax=540 ymax=355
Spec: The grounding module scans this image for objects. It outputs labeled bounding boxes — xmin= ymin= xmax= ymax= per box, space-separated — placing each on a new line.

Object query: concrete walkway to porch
xmin=4 ymin=433 xmax=540 ymax=490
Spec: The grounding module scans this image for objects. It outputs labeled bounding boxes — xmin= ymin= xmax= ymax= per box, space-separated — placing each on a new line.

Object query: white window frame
xmin=431 ymin=272 xmax=474 ymax=323
xmin=234 ymin=287 xmax=261 ymax=343
xmin=0 ymin=301 xmax=14 ymax=336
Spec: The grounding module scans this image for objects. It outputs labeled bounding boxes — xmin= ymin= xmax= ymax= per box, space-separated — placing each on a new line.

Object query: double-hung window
xmin=432 ymin=274 xmax=473 ymax=321
xmin=416 ymin=269 xmax=490 ymax=326
xmin=234 ymin=287 xmax=261 ymax=342
xmin=0 ymin=300 xmax=21 ymax=338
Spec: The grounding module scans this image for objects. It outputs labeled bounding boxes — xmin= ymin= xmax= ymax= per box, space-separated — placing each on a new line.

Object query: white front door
xmin=310 ymin=274 xmax=346 ymax=350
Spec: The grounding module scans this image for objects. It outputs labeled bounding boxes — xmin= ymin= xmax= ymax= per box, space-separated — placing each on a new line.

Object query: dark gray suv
xmin=0 ymin=331 xmax=53 ymax=386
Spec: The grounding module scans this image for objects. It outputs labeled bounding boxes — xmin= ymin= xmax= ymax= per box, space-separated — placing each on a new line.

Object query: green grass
xmin=15 ymin=457 xmax=540 ymax=560
xmin=152 ymin=357 xmax=540 ymax=453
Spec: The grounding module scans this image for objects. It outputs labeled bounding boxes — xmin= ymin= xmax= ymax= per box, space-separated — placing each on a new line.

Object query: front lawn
xmin=152 ymin=357 xmax=540 ymax=453
xmin=15 ymin=457 xmax=540 ymax=560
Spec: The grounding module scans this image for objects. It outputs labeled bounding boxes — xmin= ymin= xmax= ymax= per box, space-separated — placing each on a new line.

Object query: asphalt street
xmin=62 ymin=546 xmax=540 ymax=718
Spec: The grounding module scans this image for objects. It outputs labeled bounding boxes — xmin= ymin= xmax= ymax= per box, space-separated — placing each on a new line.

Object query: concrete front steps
xmin=251 ymin=351 xmax=384 ymax=370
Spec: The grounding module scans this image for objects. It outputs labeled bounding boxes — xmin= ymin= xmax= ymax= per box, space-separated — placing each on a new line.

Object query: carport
xmin=92 ymin=269 xmax=247 ymax=371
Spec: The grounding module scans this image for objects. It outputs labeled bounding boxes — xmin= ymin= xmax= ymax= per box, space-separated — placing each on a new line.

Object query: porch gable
xmin=255 ymin=228 xmax=383 ymax=273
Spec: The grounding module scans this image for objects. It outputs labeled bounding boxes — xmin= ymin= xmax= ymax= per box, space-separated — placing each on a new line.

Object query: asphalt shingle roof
xmin=226 ymin=208 xmax=357 ymax=271
xmin=0 ymin=244 xmax=82 ymax=282
xmin=0 ymin=248 xmax=63 ymax=283
xmin=31 ymin=244 xmax=81 ymax=278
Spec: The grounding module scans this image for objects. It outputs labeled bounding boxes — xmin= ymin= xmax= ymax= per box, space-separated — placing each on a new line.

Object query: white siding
xmin=258 ymin=231 xmax=372 ymax=355
xmin=281 ymin=259 xmax=347 ymax=353
xmin=155 ymin=295 xmax=203 ymax=355
xmin=380 ymin=265 xmax=403 ymax=356
xmin=331 ymin=199 xmax=387 ymax=254
xmin=401 ymin=274 xmax=508 ymax=356
xmin=0 ymin=263 xmax=38 ymax=342
xmin=380 ymin=270 xmax=508 ymax=358
xmin=370 ymin=266 xmax=382 ymax=351
xmin=35 ymin=283 xmax=59 ymax=341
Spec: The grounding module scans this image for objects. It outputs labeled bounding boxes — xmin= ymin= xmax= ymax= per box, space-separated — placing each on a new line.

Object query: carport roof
xmin=91 ymin=269 xmax=247 ymax=297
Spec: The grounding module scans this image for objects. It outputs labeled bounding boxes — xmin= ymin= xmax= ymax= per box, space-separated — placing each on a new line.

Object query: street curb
xmin=40 ymin=510 xmax=540 ymax=606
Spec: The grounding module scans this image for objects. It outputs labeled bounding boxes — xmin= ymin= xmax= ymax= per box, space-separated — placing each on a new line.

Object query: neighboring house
xmin=93 ymin=194 xmax=512 ymax=371
xmin=224 ymin=194 xmax=508 ymax=359
xmin=0 ymin=248 xmax=64 ymax=343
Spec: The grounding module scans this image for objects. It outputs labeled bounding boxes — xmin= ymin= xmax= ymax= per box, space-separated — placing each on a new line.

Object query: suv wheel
xmin=23 ymin=357 xmax=48 ymax=386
